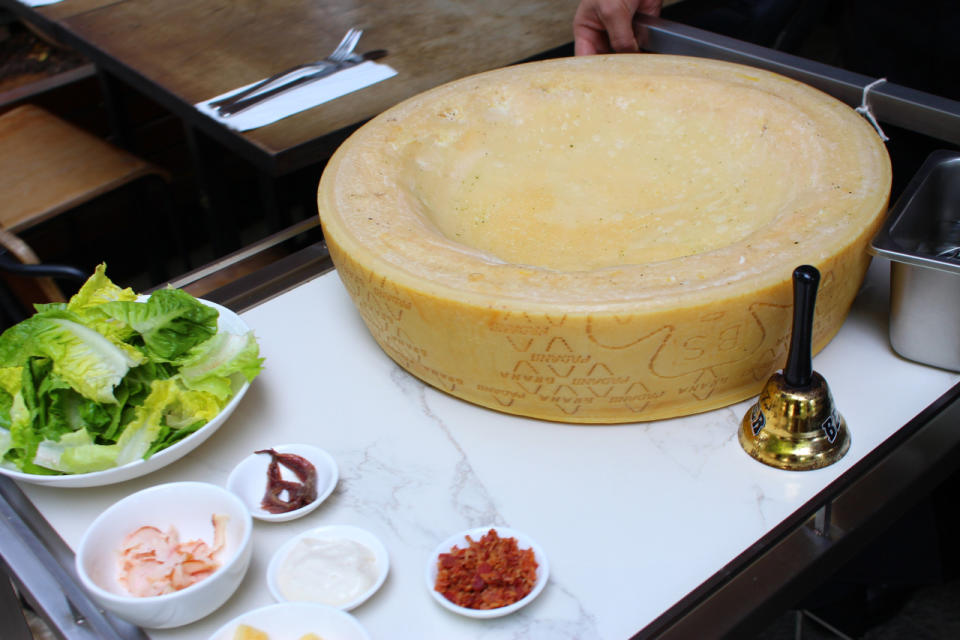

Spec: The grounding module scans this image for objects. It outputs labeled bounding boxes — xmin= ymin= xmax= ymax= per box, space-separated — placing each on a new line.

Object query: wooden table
xmin=3 ymin=0 xmax=581 ymax=175
xmin=2 ymin=0 xmax=582 ymax=257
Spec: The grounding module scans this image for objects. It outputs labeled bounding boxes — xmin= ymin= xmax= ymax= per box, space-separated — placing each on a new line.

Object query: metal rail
xmin=0 ymin=477 xmax=148 ymax=640
xmin=639 ymin=15 xmax=960 ymax=146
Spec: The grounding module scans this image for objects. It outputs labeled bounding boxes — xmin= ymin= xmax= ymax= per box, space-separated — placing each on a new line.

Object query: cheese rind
xmin=318 ymin=55 xmax=891 ymax=423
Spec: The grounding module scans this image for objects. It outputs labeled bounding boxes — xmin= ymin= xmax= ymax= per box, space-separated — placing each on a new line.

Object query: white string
xmin=855 ymin=78 xmax=889 ymax=142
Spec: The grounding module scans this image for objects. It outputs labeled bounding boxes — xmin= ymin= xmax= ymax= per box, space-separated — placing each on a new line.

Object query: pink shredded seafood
xmin=117 ymin=514 xmax=229 ymax=597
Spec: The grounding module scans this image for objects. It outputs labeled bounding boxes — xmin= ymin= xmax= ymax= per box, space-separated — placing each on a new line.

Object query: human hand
xmin=573 ymin=0 xmax=663 ymax=55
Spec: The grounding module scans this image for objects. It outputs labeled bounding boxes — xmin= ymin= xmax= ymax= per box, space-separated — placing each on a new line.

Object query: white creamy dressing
xmin=276 ymin=536 xmax=378 ymax=606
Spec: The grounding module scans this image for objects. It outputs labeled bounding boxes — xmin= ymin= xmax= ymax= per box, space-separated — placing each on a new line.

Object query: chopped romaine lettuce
xmin=96 ymin=287 xmax=219 ymax=362
xmin=177 ymin=331 xmax=264 ymax=400
xmin=0 ymin=264 xmax=263 ymax=475
xmin=0 ymin=315 xmax=144 ymax=404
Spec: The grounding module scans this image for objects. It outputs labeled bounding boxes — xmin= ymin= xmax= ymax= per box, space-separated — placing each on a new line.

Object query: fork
xmin=216 ymin=48 xmax=387 ymax=117
xmin=210 ymin=28 xmax=362 ymax=111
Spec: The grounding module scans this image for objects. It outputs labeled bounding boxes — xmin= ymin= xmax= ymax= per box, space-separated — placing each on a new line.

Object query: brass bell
xmin=739 ymin=265 xmax=850 ymax=471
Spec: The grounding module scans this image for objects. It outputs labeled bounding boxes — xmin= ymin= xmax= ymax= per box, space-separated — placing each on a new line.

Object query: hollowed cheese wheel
xmin=317 ymin=54 xmax=891 ymax=424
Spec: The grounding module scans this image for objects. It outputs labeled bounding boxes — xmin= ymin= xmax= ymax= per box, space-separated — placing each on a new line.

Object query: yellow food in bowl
xmin=232 ymin=624 xmax=323 ymax=640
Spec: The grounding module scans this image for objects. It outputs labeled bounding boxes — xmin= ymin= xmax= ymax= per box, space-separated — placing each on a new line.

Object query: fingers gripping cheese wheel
xmin=318 ymin=55 xmax=891 ymax=423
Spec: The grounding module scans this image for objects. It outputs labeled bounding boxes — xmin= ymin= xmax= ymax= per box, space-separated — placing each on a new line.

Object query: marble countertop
xmin=19 ymin=259 xmax=960 ymax=639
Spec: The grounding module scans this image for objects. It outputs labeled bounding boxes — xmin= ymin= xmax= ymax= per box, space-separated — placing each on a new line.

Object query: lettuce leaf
xmin=29 ymin=377 xmax=229 ymax=473
xmin=0 ymin=315 xmax=143 ymax=404
xmin=0 ymin=366 xmax=21 ymax=431
xmin=32 ymin=429 xmax=119 ymax=474
xmin=97 ymin=288 xmax=219 ymax=362
xmin=0 ymin=427 xmax=11 ymax=463
xmin=144 ymin=382 xmax=223 ymax=457
xmin=177 ymin=331 xmax=264 ymax=401
xmin=65 ymin=263 xmax=139 ymax=343
xmin=69 ymin=263 xmax=138 ymax=309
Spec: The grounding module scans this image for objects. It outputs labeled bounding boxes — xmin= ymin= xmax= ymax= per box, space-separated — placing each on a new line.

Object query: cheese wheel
xmin=317 ymin=54 xmax=891 ymax=423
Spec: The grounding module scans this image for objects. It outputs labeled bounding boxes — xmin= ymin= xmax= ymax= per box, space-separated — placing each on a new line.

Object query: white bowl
xmin=226 ymin=444 xmax=338 ymax=522
xmin=426 ymin=525 xmax=549 ymax=618
xmin=0 ymin=300 xmax=252 ymax=488
xmin=207 ymin=602 xmax=371 ymax=640
xmin=75 ymin=481 xmax=254 ymax=628
xmin=266 ymin=525 xmax=389 ymax=611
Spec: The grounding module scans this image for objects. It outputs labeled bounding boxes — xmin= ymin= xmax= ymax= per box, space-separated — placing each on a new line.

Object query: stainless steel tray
xmin=870 ymin=150 xmax=960 ymax=371
xmin=871 ymin=151 xmax=960 ymax=272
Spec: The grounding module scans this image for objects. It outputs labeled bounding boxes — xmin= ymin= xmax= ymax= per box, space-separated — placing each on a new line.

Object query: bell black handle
xmin=784 ymin=265 xmax=820 ymax=388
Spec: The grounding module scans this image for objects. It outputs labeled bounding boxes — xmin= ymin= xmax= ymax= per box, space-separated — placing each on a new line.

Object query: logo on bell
xmin=750 ymin=404 xmax=765 ymax=436
xmin=821 ymin=411 xmax=840 ymax=443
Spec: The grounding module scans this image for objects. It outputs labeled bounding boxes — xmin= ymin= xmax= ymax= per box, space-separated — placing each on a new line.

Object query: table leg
xmin=96 ymin=69 xmax=191 ymax=282
xmin=96 ymin=68 xmax=136 ymax=151
xmin=258 ymin=170 xmax=292 ymax=235
xmin=812 ymin=502 xmax=833 ymax=538
xmin=183 ymin=124 xmax=241 ymax=259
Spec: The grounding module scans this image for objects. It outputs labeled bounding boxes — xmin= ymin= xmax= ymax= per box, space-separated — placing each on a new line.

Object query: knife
xmin=216 ymin=49 xmax=387 ymax=117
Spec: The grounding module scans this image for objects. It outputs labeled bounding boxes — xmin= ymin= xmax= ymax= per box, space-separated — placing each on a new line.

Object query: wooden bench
xmin=0 ymin=104 xmax=171 ymax=320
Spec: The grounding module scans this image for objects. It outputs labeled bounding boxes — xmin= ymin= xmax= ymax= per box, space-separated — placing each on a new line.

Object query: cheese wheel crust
xmin=318 ymin=54 xmax=891 ymax=423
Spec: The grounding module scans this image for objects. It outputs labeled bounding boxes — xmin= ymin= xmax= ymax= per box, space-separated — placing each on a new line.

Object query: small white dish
xmin=207 ymin=601 xmax=370 ymax=640
xmin=75 ymin=481 xmax=254 ymax=629
xmin=226 ymin=444 xmax=338 ymax=522
xmin=266 ymin=524 xmax=389 ymax=611
xmin=425 ymin=525 xmax=549 ymax=619
xmin=0 ymin=300 xmax=252 ymax=488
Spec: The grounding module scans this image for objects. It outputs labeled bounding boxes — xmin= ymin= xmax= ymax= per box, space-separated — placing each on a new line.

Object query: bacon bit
xmin=255 ymin=449 xmax=318 ymax=514
xmin=434 ymin=528 xmax=538 ymax=610
xmin=118 ymin=514 xmax=228 ymax=597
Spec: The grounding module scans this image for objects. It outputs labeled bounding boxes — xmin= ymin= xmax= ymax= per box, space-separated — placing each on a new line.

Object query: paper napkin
xmin=196 ymin=61 xmax=397 ymax=131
